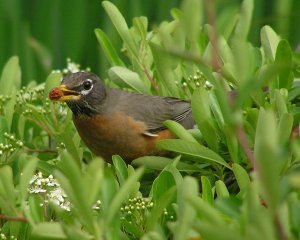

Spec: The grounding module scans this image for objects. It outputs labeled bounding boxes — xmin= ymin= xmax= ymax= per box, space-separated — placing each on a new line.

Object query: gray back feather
xmin=101 ymin=88 xmax=194 ymax=133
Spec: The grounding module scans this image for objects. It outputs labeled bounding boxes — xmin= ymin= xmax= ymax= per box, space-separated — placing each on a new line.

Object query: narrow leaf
xmin=157 ymin=139 xmax=229 ymax=168
xmin=164 ymin=120 xmax=197 ymax=143
xmin=108 ymin=66 xmax=150 ymax=94
xmin=95 ymin=28 xmax=124 ymax=66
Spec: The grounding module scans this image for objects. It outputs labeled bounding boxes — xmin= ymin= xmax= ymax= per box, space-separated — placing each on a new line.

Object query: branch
xmin=25 ymin=147 xmax=58 ymax=153
xmin=236 ymin=125 xmax=256 ymax=170
xmin=204 ymin=0 xmax=222 ymax=71
xmin=0 ymin=214 xmax=28 ymax=223
xmin=142 ymin=64 xmax=160 ymax=94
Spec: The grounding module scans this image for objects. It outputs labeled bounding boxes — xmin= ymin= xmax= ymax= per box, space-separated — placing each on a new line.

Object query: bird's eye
xmin=83 ymin=80 xmax=93 ymax=90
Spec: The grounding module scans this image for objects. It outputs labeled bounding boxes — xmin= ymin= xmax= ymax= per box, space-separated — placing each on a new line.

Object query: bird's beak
xmin=49 ymin=85 xmax=81 ymax=102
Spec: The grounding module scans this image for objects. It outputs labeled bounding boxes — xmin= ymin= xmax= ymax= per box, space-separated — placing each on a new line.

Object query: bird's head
xmin=49 ymin=72 xmax=106 ymax=116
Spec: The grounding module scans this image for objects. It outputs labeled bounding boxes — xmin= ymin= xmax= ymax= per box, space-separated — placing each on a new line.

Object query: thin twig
xmin=51 ymin=103 xmax=59 ymax=129
xmin=25 ymin=147 xmax=58 ymax=153
xmin=0 ymin=214 xmax=28 ymax=223
xmin=204 ymin=0 xmax=222 ymax=71
xmin=275 ymin=213 xmax=288 ymax=240
xmin=204 ymin=2 xmax=288 ymax=239
xmin=236 ymin=125 xmax=256 ymax=170
xmin=142 ymin=64 xmax=160 ymax=94
xmin=204 ymin=0 xmax=257 ymax=168
xmin=26 ymin=117 xmax=53 ymax=138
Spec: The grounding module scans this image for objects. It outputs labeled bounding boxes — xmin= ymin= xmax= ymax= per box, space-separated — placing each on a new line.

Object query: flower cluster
xmin=15 ymin=86 xmax=53 ymax=117
xmin=52 ymin=58 xmax=90 ymax=76
xmin=28 ymin=172 xmax=71 ymax=211
xmin=14 ymin=84 xmax=68 ymax=124
xmin=16 ymin=86 xmax=44 ymax=105
xmin=28 ymin=171 xmax=104 ymax=213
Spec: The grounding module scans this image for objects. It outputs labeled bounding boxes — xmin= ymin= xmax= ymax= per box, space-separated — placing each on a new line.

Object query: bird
xmin=49 ymin=72 xmax=194 ymax=163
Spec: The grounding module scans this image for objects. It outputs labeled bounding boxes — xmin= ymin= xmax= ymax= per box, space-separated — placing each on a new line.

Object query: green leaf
xmin=146 ymin=187 xmax=176 ymax=231
xmin=224 ymin=127 xmax=240 ymax=163
xmin=150 ymin=171 xmax=176 ymax=202
xmin=31 ymin=223 xmax=67 ymax=240
xmin=261 ymin=25 xmax=280 ymax=61
xmin=83 ymin=158 xmax=103 ymax=206
xmin=18 ymin=114 xmax=26 ymax=139
xmin=181 ymin=0 xmax=203 ymax=50
xmin=19 ymin=157 xmax=38 ymax=201
xmin=193 ymin=221 xmax=240 ymax=240
xmin=55 ymin=150 xmax=95 ymax=232
xmin=0 ymin=56 xmax=21 ymax=95
xmin=149 ymin=42 xmax=180 ymax=97
xmin=101 ymin=168 xmax=119 ymax=218
xmin=4 ymin=91 xmax=17 ymax=130
xmin=0 ymin=166 xmax=15 ymax=204
xmin=233 ymin=0 xmax=254 ymax=40
xmin=256 ymin=63 xmax=283 ymax=87
xmin=132 ymin=156 xmax=199 ymax=172
xmin=56 ymin=131 xmax=81 ymax=168
xmin=157 ymin=139 xmax=229 ymax=168
xmin=232 ymin=163 xmax=250 ymax=192
xmin=25 ymin=103 xmax=56 ymax=135
xmin=189 ymin=196 xmax=223 ymax=226
xmin=108 ymin=66 xmax=150 ymax=94
xmin=192 ymin=88 xmax=219 ymax=151
xmin=63 ymin=226 xmax=93 ymax=240
xmin=28 ymin=195 xmax=44 ymax=223
xmin=215 ymin=180 xmax=229 ymax=198
xmin=243 ymin=183 xmax=277 ymax=239
xmin=0 ymin=116 xmax=8 ymax=142
xmin=133 ymin=16 xmax=148 ymax=41
xmin=44 ymin=72 xmax=62 ymax=99
xmin=274 ymin=89 xmax=288 ymax=117
xmin=174 ymin=176 xmax=198 ymax=240
xmin=201 ymin=176 xmax=214 ymax=205
xmin=102 ymin=168 xmax=120 ymax=240
xmin=141 ymin=231 xmax=165 ymax=240
xmin=106 ymin=167 xmax=144 ymax=223
xmin=121 ymin=220 xmax=144 ymax=239
xmin=275 ymin=39 xmax=293 ymax=89
xmin=102 ymin=1 xmax=139 ymax=58
xmin=94 ymin=28 xmax=124 ymax=66
xmin=217 ymin=9 xmax=239 ymax=40
xmin=277 ymin=113 xmax=293 ymax=145
xmin=254 ymin=108 xmax=280 ymax=212
xmin=164 ymin=120 xmax=197 ymax=143
xmin=112 ymin=155 xmax=128 ymax=186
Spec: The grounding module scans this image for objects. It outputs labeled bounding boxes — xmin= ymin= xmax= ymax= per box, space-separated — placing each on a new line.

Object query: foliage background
xmin=0 ymin=0 xmax=300 ymax=239
xmin=0 ymin=0 xmax=299 ymax=84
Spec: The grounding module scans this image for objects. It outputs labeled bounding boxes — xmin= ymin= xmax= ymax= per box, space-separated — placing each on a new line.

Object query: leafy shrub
xmin=0 ymin=0 xmax=300 ymax=239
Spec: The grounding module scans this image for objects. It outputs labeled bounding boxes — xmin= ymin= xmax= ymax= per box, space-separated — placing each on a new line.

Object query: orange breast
xmin=73 ymin=112 xmax=174 ymax=163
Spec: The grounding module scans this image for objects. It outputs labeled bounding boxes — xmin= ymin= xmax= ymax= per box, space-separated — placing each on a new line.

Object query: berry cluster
xmin=0 ymin=133 xmax=23 ymax=162
xmin=186 ymin=70 xmax=211 ymax=89
xmin=0 ymin=229 xmax=17 ymax=240
xmin=0 ymin=95 xmax=11 ymax=115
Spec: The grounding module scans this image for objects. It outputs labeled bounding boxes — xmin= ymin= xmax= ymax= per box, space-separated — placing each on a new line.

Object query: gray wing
xmin=105 ymin=89 xmax=194 ymax=133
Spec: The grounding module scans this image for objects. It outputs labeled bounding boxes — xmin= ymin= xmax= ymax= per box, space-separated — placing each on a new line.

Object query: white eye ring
xmin=80 ymin=79 xmax=93 ymax=95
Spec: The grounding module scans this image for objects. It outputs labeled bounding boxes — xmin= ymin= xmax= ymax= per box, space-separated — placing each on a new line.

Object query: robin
xmin=49 ymin=72 xmax=194 ymax=163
